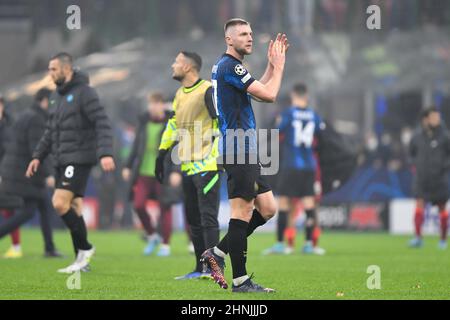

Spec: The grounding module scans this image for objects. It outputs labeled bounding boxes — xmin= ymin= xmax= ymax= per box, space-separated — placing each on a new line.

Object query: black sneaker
xmin=200 ymin=248 xmax=227 ymax=289
xmin=232 ymin=276 xmax=275 ymax=293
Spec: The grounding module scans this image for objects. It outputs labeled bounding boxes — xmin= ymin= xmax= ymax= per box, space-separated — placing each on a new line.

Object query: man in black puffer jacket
xmin=0 ymin=89 xmax=62 ymax=258
xmin=409 ymin=107 xmax=450 ymax=250
xmin=0 ymin=95 xmax=11 ymax=163
xmin=26 ymin=52 xmax=116 ymax=273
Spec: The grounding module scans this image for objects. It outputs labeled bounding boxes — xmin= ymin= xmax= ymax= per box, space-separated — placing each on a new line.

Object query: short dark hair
xmin=428 ymin=106 xmax=439 ymax=114
xmin=148 ymin=91 xmax=165 ymax=103
xmin=50 ymin=52 xmax=73 ymax=66
xmin=181 ymin=51 xmax=202 ymax=72
xmin=35 ymin=88 xmax=52 ymax=102
xmin=422 ymin=106 xmax=439 ymax=118
xmin=291 ymin=83 xmax=308 ymax=97
xmin=224 ymin=18 xmax=250 ymax=34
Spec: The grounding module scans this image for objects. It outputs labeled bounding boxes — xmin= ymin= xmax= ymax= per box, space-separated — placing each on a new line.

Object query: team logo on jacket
xmin=235 ymin=64 xmax=247 ymax=76
xmin=67 ymin=94 xmax=74 ymax=103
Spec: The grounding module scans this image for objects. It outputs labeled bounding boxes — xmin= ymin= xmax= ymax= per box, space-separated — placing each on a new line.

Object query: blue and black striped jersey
xmin=212 ymin=54 xmax=257 ymax=156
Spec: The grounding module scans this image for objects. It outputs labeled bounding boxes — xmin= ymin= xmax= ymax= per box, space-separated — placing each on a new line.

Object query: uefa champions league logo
xmin=234 ymin=64 xmax=247 ymax=76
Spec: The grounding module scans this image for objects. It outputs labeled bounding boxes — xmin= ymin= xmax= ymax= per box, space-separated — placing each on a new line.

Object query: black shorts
xmin=55 ymin=164 xmax=92 ymax=198
xmin=414 ymin=177 xmax=449 ymax=205
xmin=224 ymin=163 xmax=272 ymax=201
xmin=277 ymin=169 xmax=315 ymax=198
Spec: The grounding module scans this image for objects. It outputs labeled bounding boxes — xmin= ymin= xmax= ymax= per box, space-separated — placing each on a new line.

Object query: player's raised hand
xmin=270 ymin=33 xmax=286 ymax=69
xmin=280 ymin=34 xmax=290 ymax=53
xmin=267 ymin=39 xmax=274 ymax=61
xmin=268 ymin=33 xmax=280 ymax=61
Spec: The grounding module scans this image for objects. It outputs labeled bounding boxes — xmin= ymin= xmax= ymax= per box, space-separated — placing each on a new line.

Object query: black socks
xmin=305 ymin=209 xmax=316 ymax=241
xmin=247 ymin=209 xmax=267 ymax=237
xmin=277 ymin=210 xmax=288 ymax=242
xmin=61 ymin=208 xmax=92 ymax=252
xmin=217 ymin=209 xmax=267 ymax=255
xmin=228 ymin=219 xmax=248 ymax=279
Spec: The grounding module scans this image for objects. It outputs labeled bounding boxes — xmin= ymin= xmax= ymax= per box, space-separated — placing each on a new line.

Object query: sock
xmin=228 ymin=219 xmax=249 ymax=279
xmin=305 ymin=209 xmax=316 ymax=241
xmin=414 ymin=206 xmax=424 ymax=238
xmin=76 ymin=215 xmax=92 ymax=251
xmin=247 ymin=209 xmax=267 ymax=236
xmin=13 ymin=244 xmax=21 ymax=251
xmin=439 ymin=208 xmax=448 ymax=241
xmin=71 ymin=231 xmax=78 ymax=257
xmin=214 ymin=246 xmax=226 ymax=258
xmin=2 ymin=210 xmax=20 ymax=246
xmin=61 ymin=208 xmax=92 ymax=252
xmin=233 ymin=275 xmax=249 ymax=287
xmin=11 ymin=229 xmax=20 ymax=246
xmin=216 ymin=209 xmax=267 ymax=255
xmin=160 ymin=207 xmax=172 ymax=245
xmin=285 ymin=227 xmax=296 ymax=248
xmin=147 ymin=233 xmax=159 ymax=241
xmin=277 ymin=210 xmax=288 ymax=242
xmin=312 ymin=227 xmax=321 ymax=247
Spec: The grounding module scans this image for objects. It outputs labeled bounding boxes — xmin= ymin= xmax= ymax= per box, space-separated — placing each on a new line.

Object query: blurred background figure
xmin=263 ymin=83 xmax=326 ymax=256
xmin=123 ymin=92 xmax=181 ymax=257
xmin=0 ymin=89 xmax=61 ymax=258
xmin=409 ymin=107 xmax=450 ymax=250
xmin=0 ymin=95 xmax=10 ymax=163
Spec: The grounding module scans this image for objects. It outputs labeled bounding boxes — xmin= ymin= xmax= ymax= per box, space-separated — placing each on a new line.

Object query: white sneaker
xmin=76 ymin=247 xmax=95 ymax=269
xmin=57 ymin=247 xmax=95 ymax=274
xmin=313 ymin=247 xmax=326 ymax=255
xmin=57 ymin=263 xmax=80 ymax=274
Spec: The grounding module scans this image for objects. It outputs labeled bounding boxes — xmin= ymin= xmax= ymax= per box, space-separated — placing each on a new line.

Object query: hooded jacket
xmin=0 ymin=104 xmax=52 ymax=199
xmin=0 ymin=110 xmax=12 ymax=163
xmin=32 ymin=71 xmax=113 ymax=166
xmin=409 ymin=124 xmax=450 ymax=202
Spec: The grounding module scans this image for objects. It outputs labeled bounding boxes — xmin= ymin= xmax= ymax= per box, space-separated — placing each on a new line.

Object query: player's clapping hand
xmin=268 ymin=34 xmax=289 ymax=59
xmin=100 ymin=156 xmax=116 ymax=172
xmin=269 ymin=33 xmax=287 ymax=69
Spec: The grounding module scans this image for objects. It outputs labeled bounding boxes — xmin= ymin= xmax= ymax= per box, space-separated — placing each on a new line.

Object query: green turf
xmin=0 ymin=229 xmax=449 ymax=300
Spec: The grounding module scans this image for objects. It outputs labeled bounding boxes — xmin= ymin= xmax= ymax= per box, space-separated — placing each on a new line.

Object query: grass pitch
xmin=0 ymin=230 xmax=449 ymax=300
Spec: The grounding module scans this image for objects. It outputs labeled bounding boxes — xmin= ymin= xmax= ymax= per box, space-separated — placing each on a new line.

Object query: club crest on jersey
xmin=67 ymin=94 xmax=74 ymax=103
xmin=235 ymin=64 xmax=247 ymax=76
